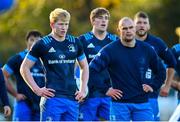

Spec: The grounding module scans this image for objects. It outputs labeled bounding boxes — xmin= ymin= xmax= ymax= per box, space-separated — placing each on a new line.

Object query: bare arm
xmin=20 ymin=57 xmax=55 ymax=98
xmin=160 ymin=68 xmax=175 ymax=96
xmin=75 ymin=58 xmax=89 ymax=102
xmin=2 ymin=68 xmax=26 ymax=100
xmin=171 ymin=74 xmax=180 ymax=91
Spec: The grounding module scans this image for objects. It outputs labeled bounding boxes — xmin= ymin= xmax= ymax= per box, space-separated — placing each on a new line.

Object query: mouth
xmin=139 ymin=29 xmax=145 ymax=31
xmin=100 ymin=24 xmax=106 ymax=27
xmin=60 ymin=31 xmax=65 ymax=34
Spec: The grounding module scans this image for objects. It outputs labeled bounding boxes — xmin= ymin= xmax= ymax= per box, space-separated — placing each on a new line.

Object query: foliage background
xmin=1 ymin=0 xmax=180 ymax=63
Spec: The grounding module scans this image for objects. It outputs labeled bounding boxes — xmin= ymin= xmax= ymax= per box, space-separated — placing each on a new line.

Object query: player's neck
xmin=136 ymin=34 xmax=148 ymax=41
xmin=121 ymin=39 xmax=136 ymax=48
xmin=92 ymin=29 xmax=107 ymax=40
xmin=50 ymin=32 xmax=65 ymax=42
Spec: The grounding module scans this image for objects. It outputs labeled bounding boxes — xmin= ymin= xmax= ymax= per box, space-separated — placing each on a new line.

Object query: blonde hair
xmin=90 ymin=7 xmax=110 ymax=22
xmin=49 ymin=8 xmax=71 ymax=23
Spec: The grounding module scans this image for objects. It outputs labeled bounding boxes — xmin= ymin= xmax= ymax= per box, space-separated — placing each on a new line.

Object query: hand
xmin=106 ymin=87 xmax=123 ymax=100
xmin=3 ymin=106 xmax=11 ymax=117
xmin=160 ymin=84 xmax=170 ymax=97
xmin=142 ymin=84 xmax=153 ymax=93
xmin=75 ymin=90 xmax=87 ymax=103
xmin=34 ymin=87 xmax=55 ymax=98
xmin=15 ymin=93 xmax=27 ymax=101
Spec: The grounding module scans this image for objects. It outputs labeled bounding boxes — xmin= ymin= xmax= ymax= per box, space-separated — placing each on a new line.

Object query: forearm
xmin=165 ymin=68 xmax=175 ymax=86
xmin=20 ymin=64 xmax=39 ymax=92
xmin=5 ymin=79 xmax=18 ymax=97
xmin=171 ymin=81 xmax=180 ymax=91
xmin=80 ymin=65 xmax=89 ymax=92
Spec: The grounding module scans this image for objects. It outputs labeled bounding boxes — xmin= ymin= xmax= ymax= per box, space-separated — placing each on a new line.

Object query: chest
xmin=44 ymin=42 xmax=78 ymax=60
xmin=84 ymin=39 xmax=111 ymax=60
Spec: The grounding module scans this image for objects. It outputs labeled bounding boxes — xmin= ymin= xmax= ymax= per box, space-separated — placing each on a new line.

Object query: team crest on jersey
xmin=68 ymin=44 xmax=75 ymax=52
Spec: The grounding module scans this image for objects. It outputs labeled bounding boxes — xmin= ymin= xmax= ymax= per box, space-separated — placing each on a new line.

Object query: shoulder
xmin=136 ymin=39 xmax=155 ymax=51
xmin=172 ymin=44 xmax=180 ymax=52
xmin=66 ymin=34 xmax=76 ymax=43
xmin=103 ymin=40 xmax=119 ymax=51
xmin=78 ymin=32 xmax=93 ymax=42
xmin=40 ymin=35 xmax=53 ymax=45
xmin=8 ymin=52 xmax=22 ymax=62
xmin=107 ymin=33 xmax=119 ymax=41
xmin=18 ymin=50 xmax=28 ymax=59
xmin=148 ymin=34 xmax=166 ymax=46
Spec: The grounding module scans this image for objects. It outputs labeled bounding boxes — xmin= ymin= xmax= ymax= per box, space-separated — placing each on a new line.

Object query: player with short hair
xmin=20 ymin=8 xmax=89 ymax=121
xmin=2 ymin=30 xmax=45 ymax=121
xmin=78 ymin=7 xmax=118 ymax=121
xmin=89 ymin=17 xmax=166 ymax=121
xmin=134 ymin=11 xmax=177 ymax=120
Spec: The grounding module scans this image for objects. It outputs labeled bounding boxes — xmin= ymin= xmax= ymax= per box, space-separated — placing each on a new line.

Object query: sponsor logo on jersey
xmin=59 ymin=54 xmax=66 ymax=59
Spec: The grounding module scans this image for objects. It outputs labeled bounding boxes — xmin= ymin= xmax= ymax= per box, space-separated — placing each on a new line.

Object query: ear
xmin=148 ymin=24 xmax=151 ymax=30
xmin=50 ymin=22 xmax=54 ymax=29
xmin=90 ymin=18 xmax=95 ymax=26
xmin=117 ymin=27 xmax=120 ymax=33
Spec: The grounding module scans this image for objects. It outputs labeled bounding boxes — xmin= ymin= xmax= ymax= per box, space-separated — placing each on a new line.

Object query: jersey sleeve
xmin=76 ymin=38 xmax=86 ymax=61
xmin=157 ymin=38 xmax=176 ymax=68
xmin=27 ymin=40 xmax=45 ymax=62
xmin=3 ymin=55 xmax=20 ymax=75
xmin=148 ymin=46 xmax=166 ymax=90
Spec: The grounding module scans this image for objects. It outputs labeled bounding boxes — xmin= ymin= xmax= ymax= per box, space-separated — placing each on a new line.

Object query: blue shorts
xmin=110 ymin=102 xmax=153 ymax=121
xmin=40 ymin=97 xmax=79 ymax=121
xmin=13 ymin=100 xmax=40 ymax=121
xmin=79 ymin=97 xmax=111 ymax=120
xmin=148 ymin=98 xmax=160 ymax=121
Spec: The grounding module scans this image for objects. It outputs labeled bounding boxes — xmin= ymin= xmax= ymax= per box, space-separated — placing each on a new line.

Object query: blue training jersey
xmin=27 ymin=34 xmax=86 ymax=100
xmin=172 ymin=44 xmax=180 ymax=99
xmin=3 ymin=49 xmax=45 ymax=111
xmin=143 ymin=34 xmax=176 ymax=98
xmin=89 ymin=40 xmax=166 ymax=103
xmin=79 ymin=32 xmax=118 ymax=97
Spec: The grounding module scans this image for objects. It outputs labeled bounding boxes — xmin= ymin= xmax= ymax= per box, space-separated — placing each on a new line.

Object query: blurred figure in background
xmin=134 ymin=11 xmax=177 ymax=121
xmin=2 ymin=30 xmax=45 ymax=121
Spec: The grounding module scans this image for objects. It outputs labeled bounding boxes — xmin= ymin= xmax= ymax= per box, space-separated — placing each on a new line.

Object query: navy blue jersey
xmin=0 ymin=69 xmax=9 ymax=106
xmin=27 ymin=34 xmax=86 ymax=100
xmin=145 ymin=34 xmax=176 ymax=68
xmin=143 ymin=34 xmax=176 ymax=98
xmin=89 ymin=40 xmax=166 ymax=103
xmin=79 ymin=32 xmax=118 ymax=97
xmin=3 ymin=50 xmax=45 ymax=111
xmin=172 ymin=44 xmax=180 ymax=99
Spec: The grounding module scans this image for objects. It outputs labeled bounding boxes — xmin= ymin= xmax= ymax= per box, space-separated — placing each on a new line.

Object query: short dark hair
xmin=90 ymin=7 xmax=110 ymax=22
xmin=134 ymin=11 xmax=149 ymax=20
xmin=25 ymin=30 xmax=42 ymax=41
